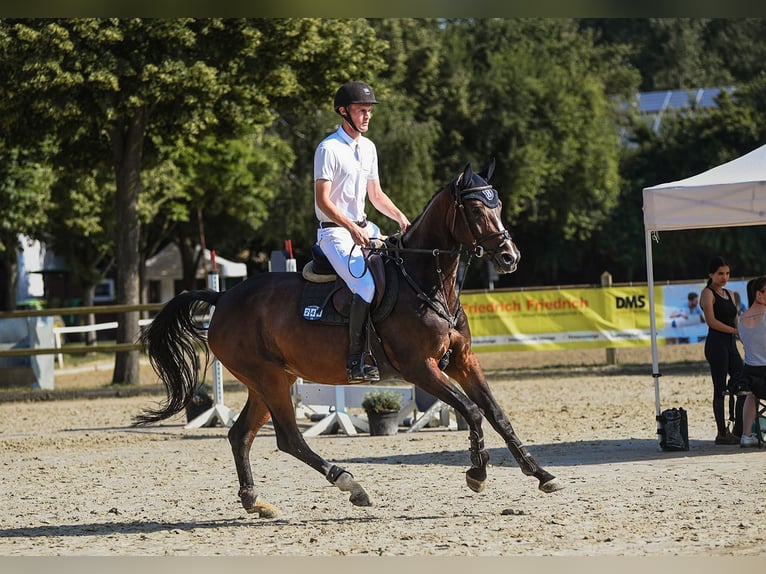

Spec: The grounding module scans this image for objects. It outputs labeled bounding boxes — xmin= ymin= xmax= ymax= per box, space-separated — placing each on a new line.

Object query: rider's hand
xmin=349 ymin=222 xmax=370 ymax=246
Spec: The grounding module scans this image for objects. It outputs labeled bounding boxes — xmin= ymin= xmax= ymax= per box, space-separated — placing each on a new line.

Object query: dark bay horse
xmin=135 ymin=161 xmax=563 ymax=517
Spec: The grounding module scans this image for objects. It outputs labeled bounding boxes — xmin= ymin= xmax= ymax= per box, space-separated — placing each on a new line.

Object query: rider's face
xmin=344 ymin=103 xmax=373 ymax=132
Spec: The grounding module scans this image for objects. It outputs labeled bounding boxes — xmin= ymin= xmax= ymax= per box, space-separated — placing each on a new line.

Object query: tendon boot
xmin=347 ymin=294 xmax=380 ymax=383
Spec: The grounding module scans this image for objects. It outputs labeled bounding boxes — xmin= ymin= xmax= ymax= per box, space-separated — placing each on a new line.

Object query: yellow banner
xmin=462 ymin=286 xmax=663 ymax=352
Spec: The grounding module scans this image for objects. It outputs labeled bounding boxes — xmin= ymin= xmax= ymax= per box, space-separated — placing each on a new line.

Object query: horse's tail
xmin=133 ymin=289 xmax=222 ymax=426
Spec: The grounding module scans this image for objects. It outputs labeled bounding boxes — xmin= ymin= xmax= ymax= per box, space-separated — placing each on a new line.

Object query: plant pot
xmin=185 ymin=392 xmax=213 ymax=422
xmin=366 ymin=409 xmax=399 ymax=436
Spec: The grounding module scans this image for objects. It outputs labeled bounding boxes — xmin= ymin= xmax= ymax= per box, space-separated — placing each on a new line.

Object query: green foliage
xmin=0 ymin=147 xmax=54 ymax=253
xmin=582 ymin=19 xmax=766 ymax=91
xmin=368 ymin=18 xmax=443 ymax=221
xmin=2 ymin=17 xmax=766 ymax=304
xmin=361 ymin=390 xmax=403 ymax=414
xmin=430 ymin=19 xmax=632 ymax=285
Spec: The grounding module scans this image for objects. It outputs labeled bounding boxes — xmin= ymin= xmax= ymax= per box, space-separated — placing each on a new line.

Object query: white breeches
xmin=317 ymin=221 xmax=382 ymax=303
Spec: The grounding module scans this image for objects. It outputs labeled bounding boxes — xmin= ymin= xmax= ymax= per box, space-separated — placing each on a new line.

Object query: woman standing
xmin=700 ymin=256 xmax=744 ymax=444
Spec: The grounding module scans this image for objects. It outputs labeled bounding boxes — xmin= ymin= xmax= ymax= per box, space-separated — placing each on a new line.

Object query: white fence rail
xmin=292 ymin=380 xmax=461 ymax=435
xmin=53 ymin=319 xmax=153 ymax=368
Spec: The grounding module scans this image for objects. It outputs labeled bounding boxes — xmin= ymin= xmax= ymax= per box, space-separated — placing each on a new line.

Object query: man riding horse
xmin=313 ymin=81 xmax=410 ymax=383
xmin=136 ymin=86 xmax=563 ymax=517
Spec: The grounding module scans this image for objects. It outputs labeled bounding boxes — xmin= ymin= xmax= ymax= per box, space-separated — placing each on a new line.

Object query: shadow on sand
xmin=335 ymin=436 xmax=756 ymax=468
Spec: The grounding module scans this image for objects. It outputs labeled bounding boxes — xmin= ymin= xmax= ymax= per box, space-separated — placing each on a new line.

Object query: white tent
xmin=642 ymin=143 xmax=766 ymax=424
xmin=145 ymin=243 xmax=247 ymax=302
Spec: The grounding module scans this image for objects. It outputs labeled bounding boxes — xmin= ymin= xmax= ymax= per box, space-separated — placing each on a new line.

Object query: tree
xmin=0 ymin=18 xmax=387 ymax=384
xmin=618 ymin=77 xmax=766 ymax=282
xmin=581 ymin=18 xmax=766 ymax=91
xmin=141 ymin=129 xmax=291 ymax=289
xmin=368 ymin=19 xmax=443 ymax=220
xmin=0 ymin=146 xmax=54 ymax=310
xmin=433 ymin=19 xmax=638 ymax=286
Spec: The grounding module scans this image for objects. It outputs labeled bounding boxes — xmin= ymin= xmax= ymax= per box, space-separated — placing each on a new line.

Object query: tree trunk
xmin=0 ymin=244 xmax=18 ymax=312
xmin=178 ymin=235 xmax=202 ymax=292
xmin=110 ymin=107 xmax=148 ymax=385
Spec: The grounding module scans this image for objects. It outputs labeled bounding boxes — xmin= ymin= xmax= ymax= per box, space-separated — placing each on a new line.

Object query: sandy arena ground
xmin=1 ymin=344 xmax=764 ymax=556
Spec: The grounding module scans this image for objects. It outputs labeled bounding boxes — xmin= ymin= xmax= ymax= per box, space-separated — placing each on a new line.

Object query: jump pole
xmin=280 ymin=240 xmax=358 ymax=434
xmin=283 ymin=239 xmax=314 ymax=421
xmin=185 ymin=250 xmax=238 ymax=429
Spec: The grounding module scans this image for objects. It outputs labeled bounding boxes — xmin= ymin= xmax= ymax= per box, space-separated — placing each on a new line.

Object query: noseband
xmin=451 ymin=183 xmax=512 ymax=258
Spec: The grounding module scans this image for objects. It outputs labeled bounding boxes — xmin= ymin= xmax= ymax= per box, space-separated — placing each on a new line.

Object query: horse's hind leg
xmin=228 ymin=389 xmax=281 ymax=518
xmin=234 ymin=365 xmax=372 ymax=508
xmin=262 ymin=379 xmax=373 ymax=508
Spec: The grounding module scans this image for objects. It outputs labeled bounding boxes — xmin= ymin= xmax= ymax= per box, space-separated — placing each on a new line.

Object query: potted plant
xmin=185 ymin=383 xmax=213 ymax=423
xmin=362 ymin=389 xmax=403 ymax=436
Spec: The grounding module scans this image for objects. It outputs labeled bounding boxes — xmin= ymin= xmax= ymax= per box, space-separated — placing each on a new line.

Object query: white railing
xmin=53 ymin=318 xmax=153 ymax=368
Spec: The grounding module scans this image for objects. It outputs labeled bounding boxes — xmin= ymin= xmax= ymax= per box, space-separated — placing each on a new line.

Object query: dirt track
xmin=1 ymin=345 xmax=765 ymax=556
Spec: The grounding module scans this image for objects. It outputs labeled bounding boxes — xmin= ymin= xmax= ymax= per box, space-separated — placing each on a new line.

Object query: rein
xmin=365 ymin=237 xmax=474 ymax=330
xmin=358 ymin=175 xmax=510 ymax=330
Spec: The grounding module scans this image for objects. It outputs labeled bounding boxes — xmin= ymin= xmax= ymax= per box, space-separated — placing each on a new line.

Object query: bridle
xmin=362 ymin=176 xmax=515 ymax=329
xmin=449 ymin=180 xmax=513 ymax=259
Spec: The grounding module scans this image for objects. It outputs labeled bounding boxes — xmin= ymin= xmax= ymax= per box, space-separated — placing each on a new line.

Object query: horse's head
xmin=451 ymin=160 xmax=520 ymax=274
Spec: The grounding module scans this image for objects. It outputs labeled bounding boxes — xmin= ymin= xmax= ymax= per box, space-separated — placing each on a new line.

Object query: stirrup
xmin=347 ymin=356 xmax=380 ymax=383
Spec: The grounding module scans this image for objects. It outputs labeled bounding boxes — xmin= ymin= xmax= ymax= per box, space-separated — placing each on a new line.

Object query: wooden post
xmin=601 ymin=271 xmax=617 ymax=365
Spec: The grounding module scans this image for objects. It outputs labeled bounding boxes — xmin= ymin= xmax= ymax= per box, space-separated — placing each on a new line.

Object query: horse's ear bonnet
xmin=459 ymin=159 xmax=499 ymax=208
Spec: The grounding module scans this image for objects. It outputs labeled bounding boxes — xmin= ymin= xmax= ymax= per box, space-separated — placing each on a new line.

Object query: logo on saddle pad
xmin=303 ymin=305 xmax=323 ymax=321
xmin=299 ymin=258 xmax=398 ymax=326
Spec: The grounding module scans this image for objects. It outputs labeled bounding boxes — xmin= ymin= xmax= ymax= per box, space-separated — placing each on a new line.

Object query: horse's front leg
xmin=465 ymin=425 xmax=490 ymax=493
xmin=446 ymin=347 xmax=563 ymax=494
xmin=405 ymin=362 xmax=492 ymax=493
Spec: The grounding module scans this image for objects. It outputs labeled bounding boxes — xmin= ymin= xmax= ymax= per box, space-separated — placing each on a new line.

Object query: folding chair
xmin=754 ymin=396 xmax=766 ymax=448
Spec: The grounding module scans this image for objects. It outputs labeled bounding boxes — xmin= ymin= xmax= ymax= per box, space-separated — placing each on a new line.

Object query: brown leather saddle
xmin=300 ymin=243 xmax=397 ymax=324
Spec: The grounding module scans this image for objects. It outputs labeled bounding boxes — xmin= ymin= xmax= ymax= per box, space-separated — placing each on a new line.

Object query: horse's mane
xmin=397 ymin=161 xmax=494 ymax=246
xmin=402 ymin=180 xmax=453 ymax=240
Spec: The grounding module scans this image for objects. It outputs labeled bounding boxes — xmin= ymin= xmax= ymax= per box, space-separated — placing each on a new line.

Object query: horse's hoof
xmin=465 ymin=466 xmax=487 ymax=493
xmin=539 ymin=477 xmax=564 ymax=493
xmin=239 ymin=487 xmax=258 ymax=512
xmin=349 ymin=490 xmax=373 ymax=507
xmin=249 ymin=498 xmax=280 ymax=518
xmin=334 ymin=471 xmax=372 ymax=507
xmin=466 ymin=474 xmax=486 ymax=493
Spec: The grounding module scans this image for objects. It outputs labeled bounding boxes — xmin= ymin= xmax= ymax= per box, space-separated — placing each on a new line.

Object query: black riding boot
xmin=347 ymin=294 xmax=380 ymax=383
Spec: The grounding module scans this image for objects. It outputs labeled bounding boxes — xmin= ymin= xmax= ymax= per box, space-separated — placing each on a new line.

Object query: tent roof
xmin=145 ymin=243 xmax=247 ymax=281
xmin=642 ymin=144 xmax=766 ymax=232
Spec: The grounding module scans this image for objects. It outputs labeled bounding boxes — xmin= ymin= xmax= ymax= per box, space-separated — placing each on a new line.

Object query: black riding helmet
xmin=333 ymin=81 xmax=379 ymax=133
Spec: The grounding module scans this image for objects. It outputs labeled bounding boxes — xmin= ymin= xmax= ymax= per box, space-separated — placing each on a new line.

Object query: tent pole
xmin=645 ymin=230 xmax=663 ymax=441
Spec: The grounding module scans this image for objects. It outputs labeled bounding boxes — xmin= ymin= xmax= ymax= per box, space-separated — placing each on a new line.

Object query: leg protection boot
xmin=347 ymin=294 xmax=380 ymax=383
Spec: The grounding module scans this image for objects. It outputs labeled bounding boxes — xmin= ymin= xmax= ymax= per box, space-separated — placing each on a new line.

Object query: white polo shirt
xmin=313 ymin=126 xmax=379 ymax=224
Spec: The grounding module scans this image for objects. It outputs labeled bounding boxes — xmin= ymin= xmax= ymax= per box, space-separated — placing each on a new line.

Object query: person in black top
xmin=700 ymin=256 xmax=744 ymax=444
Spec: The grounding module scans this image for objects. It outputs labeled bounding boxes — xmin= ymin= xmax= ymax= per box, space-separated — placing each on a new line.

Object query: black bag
xmin=657 ymin=407 xmax=689 ymax=451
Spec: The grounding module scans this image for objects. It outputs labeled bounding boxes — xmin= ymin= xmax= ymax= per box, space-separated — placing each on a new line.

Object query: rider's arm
xmin=367 ymin=179 xmax=410 ymax=233
xmin=315 ymin=178 xmax=370 ymax=246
